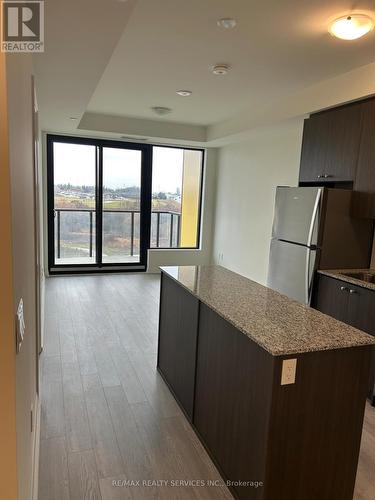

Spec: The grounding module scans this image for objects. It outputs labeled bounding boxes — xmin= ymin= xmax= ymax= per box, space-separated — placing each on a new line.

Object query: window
xmin=151 ymin=146 xmax=203 ymax=249
xmin=47 ymin=136 xmax=204 ymax=274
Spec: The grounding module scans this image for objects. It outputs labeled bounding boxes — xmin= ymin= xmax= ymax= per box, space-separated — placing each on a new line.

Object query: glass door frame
xmin=47 ymin=134 xmax=152 ymax=274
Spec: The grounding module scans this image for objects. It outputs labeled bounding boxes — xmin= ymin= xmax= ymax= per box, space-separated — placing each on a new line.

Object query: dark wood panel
xmin=299 ymin=115 xmax=329 ymax=183
xmin=266 ymin=346 xmax=371 ymax=500
xmin=313 ymin=274 xmax=349 ymax=322
xmin=299 ymin=103 xmax=362 ymax=184
xmin=314 ymin=275 xmax=375 ymax=402
xmin=324 ymin=103 xmax=363 ymax=181
xmin=353 ymin=99 xmax=375 ymax=217
xmin=157 ymin=274 xmax=199 ymax=420
xmin=194 ymin=304 xmax=274 ymax=500
xmin=346 ymin=284 xmax=375 ymax=402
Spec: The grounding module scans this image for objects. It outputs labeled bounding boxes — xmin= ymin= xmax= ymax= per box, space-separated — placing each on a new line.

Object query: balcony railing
xmin=54 ymin=208 xmax=181 ymax=260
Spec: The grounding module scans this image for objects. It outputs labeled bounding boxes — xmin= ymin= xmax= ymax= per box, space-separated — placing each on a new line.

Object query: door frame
xmin=47 ymin=134 xmax=152 ymax=274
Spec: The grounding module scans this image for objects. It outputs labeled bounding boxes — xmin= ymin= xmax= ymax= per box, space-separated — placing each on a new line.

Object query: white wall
xmin=212 ymin=118 xmax=303 ymax=285
xmin=147 ymin=148 xmax=217 ymax=272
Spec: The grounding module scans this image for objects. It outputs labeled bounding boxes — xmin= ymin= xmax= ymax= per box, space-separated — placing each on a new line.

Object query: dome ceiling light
xmin=329 ymin=14 xmax=374 ymax=40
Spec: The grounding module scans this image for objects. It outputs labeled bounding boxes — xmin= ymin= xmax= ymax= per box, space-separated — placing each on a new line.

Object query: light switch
xmin=16 ymin=298 xmax=25 ymax=353
xmin=281 ymin=358 xmax=297 ymax=385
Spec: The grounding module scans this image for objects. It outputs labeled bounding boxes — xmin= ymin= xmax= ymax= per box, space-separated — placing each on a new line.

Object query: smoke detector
xmin=151 ymin=106 xmax=172 ymax=116
xmin=217 ymin=18 xmax=237 ymax=29
xmin=212 ymin=64 xmax=231 ymax=75
xmin=176 ymin=90 xmax=192 ymax=97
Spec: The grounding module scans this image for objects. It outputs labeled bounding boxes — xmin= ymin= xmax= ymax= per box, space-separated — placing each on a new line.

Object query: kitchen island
xmin=157 ymin=265 xmax=375 ymax=500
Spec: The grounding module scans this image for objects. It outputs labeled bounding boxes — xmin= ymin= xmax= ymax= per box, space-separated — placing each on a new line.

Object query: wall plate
xmin=281 ymin=358 xmax=297 ymax=385
xmin=16 ymin=298 xmax=25 ymax=353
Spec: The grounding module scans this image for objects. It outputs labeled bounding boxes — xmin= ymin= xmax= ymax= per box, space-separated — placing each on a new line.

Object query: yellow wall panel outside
xmin=180 ymin=150 xmax=202 ymax=247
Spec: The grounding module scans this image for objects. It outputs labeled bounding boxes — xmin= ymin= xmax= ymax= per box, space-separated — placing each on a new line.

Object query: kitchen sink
xmin=340 ymin=271 xmax=375 ymax=283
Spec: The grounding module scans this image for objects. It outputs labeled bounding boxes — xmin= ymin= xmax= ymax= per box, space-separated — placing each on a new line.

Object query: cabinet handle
xmin=349 ymin=289 xmax=357 ymax=294
xmin=340 ymin=286 xmax=348 ymax=292
xmin=317 ymin=174 xmax=334 ymax=179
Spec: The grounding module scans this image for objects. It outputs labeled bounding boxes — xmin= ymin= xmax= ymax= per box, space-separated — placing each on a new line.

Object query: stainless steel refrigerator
xmin=267 ymin=186 xmax=373 ymax=304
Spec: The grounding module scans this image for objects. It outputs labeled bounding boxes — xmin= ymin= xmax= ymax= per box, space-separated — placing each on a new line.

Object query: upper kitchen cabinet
xmin=299 ymin=102 xmax=363 ymax=184
xmin=352 ymin=99 xmax=375 ymax=218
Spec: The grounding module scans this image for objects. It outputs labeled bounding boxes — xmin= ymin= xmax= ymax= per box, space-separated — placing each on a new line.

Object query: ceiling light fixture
xmin=329 ymin=14 xmax=374 ymax=40
xmin=151 ymin=106 xmax=172 ymax=115
xmin=69 ymin=116 xmax=77 ymax=121
xmin=217 ymin=18 xmax=237 ymax=29
xmin=212 ymin=64 xmax=231 ymax=75
xmin=176 ymin=90 xmax=192 ymax=97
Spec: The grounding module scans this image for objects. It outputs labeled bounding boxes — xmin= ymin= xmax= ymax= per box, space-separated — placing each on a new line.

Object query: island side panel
xmin=264 ymin=346 xmax=372 ymax=500
xmin=157 ymin=273 xmax=200 ymax=420
xmin=194 ymin=303 xmax=275 ymax=500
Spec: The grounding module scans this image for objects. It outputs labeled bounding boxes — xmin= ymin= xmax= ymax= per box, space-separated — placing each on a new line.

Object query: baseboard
xmin=31 ymin=394 xmax=41 ymax=500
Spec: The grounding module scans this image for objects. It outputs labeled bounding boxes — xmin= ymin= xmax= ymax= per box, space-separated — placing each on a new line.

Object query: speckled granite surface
xmin=160 ymin=265 xmax=375 ymax=357
xmin=318 ymin=269 xmax=375 ymax=291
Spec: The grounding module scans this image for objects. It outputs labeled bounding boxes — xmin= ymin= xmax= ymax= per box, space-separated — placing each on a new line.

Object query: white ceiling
xmin=33 ymin=0 xmax=375 ymax=145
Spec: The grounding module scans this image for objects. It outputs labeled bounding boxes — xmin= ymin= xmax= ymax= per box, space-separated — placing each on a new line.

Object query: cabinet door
xmin=299 ymin=115 xmax=329 ymax=183
xmin=346 ymin=283 xmax=375 ymax=401
xmin=324 ymin=103 xmax=362 ymax=182
xmin=345 ymin=283 xmax=375 ymax=334
xmin=314 ymin=275 xmax=349 ymax=323
xmin=157 ymin=274 xmax=199 ymax=420
xmin=315 ymin=277 xmax=375 ymax=402
xmin=352 ymin=99 xmax=375 ymax=217
xmin=299 ymin=104 xmax=362 ymax=184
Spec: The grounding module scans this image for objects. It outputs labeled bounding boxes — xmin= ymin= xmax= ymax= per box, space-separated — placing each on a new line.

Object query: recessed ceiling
xmin=34 ymin=0 xmax=375 ymax=144
xmin=87 ymin=0 xmax=375 ymax=125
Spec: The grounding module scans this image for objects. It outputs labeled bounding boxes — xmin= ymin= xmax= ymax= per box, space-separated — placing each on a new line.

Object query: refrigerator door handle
xmin=305 ymin=249 xmax=311 ymax=305
xmin=305 ymin=248 xmax=317 ymax=305
xmin=307 ymin=188 xmax=322 ymax=248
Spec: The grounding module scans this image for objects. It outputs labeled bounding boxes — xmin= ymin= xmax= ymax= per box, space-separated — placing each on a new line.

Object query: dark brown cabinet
xmin=299 ymin=103 xmax=363 ymax=184
xmin=352 ymin=99 xmax=375 ymax=217
xmin=314 ymin=273 xmax=350 ymax=321
xmin=157 ymin=273 xmax=199 ymax=420
xmin=314 ymin=274 xmax=375 ymax=402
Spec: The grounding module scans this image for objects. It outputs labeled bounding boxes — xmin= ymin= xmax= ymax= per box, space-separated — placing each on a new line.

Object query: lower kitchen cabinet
xmin=314 ymin=274 xmax=375 ymax=402
xmin=157 ymin=273 xmax=199 ymax=420
xmin=313 ymin=273 xmax=349 ymax=322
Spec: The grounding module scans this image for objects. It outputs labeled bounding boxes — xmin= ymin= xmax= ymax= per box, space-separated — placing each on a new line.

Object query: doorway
xmin=47 ymin=135 xmax=152 ymax=273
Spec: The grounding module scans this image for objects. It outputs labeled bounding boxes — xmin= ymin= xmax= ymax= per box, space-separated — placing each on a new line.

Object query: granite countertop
xmin=318 ymin=269 xmax=375 ymax=291
xmin=160 ymin=265 xmax=375 ymax=357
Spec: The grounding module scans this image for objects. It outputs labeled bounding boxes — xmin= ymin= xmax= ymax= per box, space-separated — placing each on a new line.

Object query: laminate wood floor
xmin=39 ymin=274 xmax=232 ymax=500
xmin=38 ymin=274 xmax=375 ymax=500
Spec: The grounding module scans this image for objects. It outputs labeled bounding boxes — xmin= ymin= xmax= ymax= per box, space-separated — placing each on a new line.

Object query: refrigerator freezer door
xmin=267 ymin=239 xmax=317 ymax=304
xmin=271 ymin=187 xmax=323 ymax=246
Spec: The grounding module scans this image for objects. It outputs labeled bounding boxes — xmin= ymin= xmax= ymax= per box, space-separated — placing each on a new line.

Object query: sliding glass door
xmin=102 ymin=147 xmax=142 ymax=263
xmin=47 ymin=136 xmax=151 ymax=273
xmin=52 ymin=141 xmax=97 ymax=265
